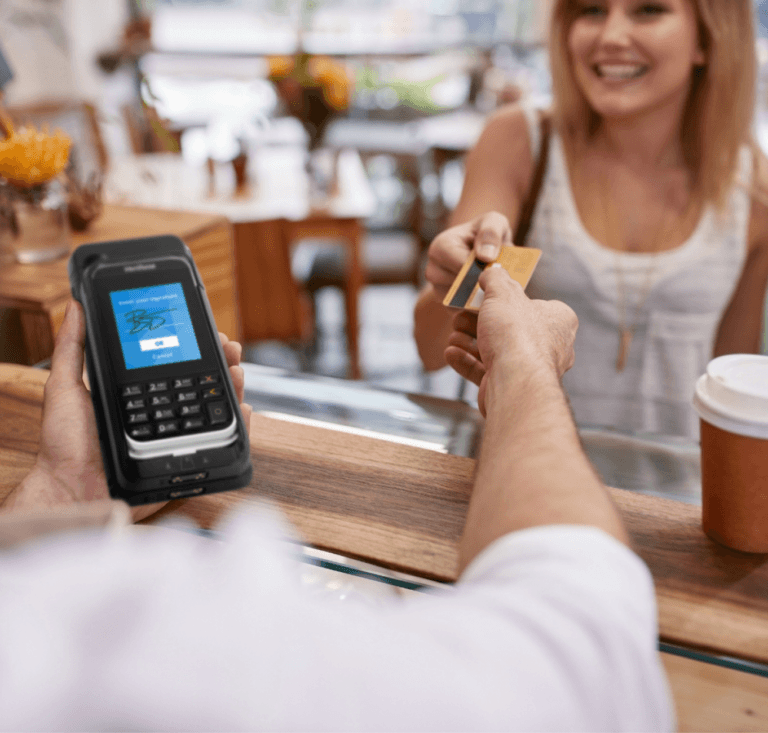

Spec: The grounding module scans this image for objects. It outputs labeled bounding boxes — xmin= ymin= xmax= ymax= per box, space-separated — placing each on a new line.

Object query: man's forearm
xmin=414 ymin=286 xmax=455 ymax=371
xmin=458 ymin=361 xmax=628 ymax=574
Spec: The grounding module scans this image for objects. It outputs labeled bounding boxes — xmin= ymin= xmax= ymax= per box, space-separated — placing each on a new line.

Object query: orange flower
xmin=268 ymin=55 xmax=295 ymax=79
xmin=0 ymin=120 xmax=71 ymax=187
xmin=309 ymin=56 xmax=352 ymax=111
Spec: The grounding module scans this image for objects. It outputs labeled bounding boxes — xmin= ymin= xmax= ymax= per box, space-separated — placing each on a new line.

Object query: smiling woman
xmin=414 ymin=0 xmax=768 ymax=440
xmin=551 ymin=0 xmax=756 ymax=212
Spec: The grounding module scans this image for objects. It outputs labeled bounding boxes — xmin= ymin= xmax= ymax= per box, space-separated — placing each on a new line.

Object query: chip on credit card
xmin=443 ymin=245 xmax=542 ymax=311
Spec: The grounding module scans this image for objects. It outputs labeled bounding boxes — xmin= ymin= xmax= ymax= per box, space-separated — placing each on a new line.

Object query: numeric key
xmin=156 ymin=421 xmax=179 ymax=436
xmin=129 ymin=425 xmax=153 ymax=439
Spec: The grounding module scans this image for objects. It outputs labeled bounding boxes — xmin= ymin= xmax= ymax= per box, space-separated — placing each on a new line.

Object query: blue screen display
xmin=110 ymin=283 xmax=202 ymax=370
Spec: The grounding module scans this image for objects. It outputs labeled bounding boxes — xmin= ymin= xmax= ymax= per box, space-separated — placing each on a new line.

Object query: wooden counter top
xmin=0 ymin=205 xmax=239 ymax=364
xmin=0 ymin=205 xmax=229 ymax=310
xmin=2 ymin=364 xmax=768 ymax=670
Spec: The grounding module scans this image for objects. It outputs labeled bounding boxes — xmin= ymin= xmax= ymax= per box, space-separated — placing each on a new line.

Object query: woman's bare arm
xmin=414 ymin=105 xmax=535 ymax=371
xmin=714 ymin=150 xmax=768 ymax=357
xmin=448 ymin=104 xmax=535 ymax=229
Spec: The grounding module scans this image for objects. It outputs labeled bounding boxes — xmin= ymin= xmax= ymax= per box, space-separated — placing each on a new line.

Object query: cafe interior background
xmin=1 ymin=0 xmax=768 ymax=400
xmin=6 ymin=6 xmax=768 ymax=726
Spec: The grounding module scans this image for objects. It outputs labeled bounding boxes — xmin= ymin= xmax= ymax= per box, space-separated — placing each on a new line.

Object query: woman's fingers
xmin=425 ymin=212 xmax=511 ymax=302
xmin=471 ymin=212 xmax=512 ymax=262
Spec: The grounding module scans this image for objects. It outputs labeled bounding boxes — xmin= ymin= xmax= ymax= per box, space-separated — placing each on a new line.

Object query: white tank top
xmin=519 ymin=107 xmax=752 ymax=439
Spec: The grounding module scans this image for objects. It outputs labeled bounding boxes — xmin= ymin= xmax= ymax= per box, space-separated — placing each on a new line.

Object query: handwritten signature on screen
xmin=124 ymin=308 xmax=178 ymax=335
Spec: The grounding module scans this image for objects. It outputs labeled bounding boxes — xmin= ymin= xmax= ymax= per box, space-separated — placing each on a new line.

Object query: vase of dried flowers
xmin=268 ymin=52 xmax=352 ymax=206
xmin=0 ymin=118 xmax=72 ymax=263
xmin=0 ymin=177 xmax=70 ymax=263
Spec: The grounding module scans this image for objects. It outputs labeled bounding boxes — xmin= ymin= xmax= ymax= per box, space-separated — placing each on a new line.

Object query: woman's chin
xmin=585 ymin=97 xmax=659 ymax=123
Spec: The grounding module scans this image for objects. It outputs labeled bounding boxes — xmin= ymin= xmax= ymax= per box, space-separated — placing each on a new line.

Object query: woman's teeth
xmin=595 ymin=64 xmax=647 ymax=80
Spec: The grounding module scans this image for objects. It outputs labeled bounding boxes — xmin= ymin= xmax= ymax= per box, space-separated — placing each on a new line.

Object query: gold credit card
xmin=443 ymin=246 xmax=542 ymax=311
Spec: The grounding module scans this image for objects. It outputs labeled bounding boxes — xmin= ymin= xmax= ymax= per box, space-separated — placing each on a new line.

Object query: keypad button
xmin=128 ymin=411 xmax=149 ymax=424
xmin=136 ymin=456 xmax=179 ymax=478
xmin=156 ymin=421 xmax=179 ymax=436
xmin=154 ymin=408 xmax=175 ymax=421
xmin=122 ymin=384 xmax=143 ymax=397
xmin=183 ymin=417 xmax=205 ymax=431
xmin=147 ymin=381 xmax=169 ymax=393
xmin=197 ymin=445 xmax=237 ymax=469
xmin=150 ymin=395 xmax=172 ymax=407
xmin=179 ymin=455 xmax=196 ymax=471
xmin=173 ymin=377 xmax=195 ymax=389
xmin=202 ymin=386 xmax=223 ymax=399
xmin=199 ymin=374 xmax=219 ymax=385
xmin=129 ymin=425 xmax=153 ymax=439
xmin=125 ymin=398 xmax=146 ymax=411
xmin=177 ymin=391 xmax=197 ymax=403
xmin=179 ymin=404 xmax=202 ymax=417
xmin=206 ymin=401 xmax=229 ymax=425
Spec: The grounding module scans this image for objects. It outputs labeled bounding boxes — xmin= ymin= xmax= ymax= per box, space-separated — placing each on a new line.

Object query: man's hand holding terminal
xmin=2 ymin=300 xmax=252 ymax=523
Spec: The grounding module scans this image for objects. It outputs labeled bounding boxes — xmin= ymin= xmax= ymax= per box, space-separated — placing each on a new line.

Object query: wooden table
xmin=105 ymin=149 xmax=376 ymax=379
xmin=0 ymin=205 xmax=240 ymax=365
xmin=2 ymin=363 xmax=768 ymax=731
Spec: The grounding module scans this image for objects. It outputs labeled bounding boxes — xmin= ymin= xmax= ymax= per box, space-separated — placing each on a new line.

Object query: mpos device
xmin=69 ymin=235 xmax=252 ymax=505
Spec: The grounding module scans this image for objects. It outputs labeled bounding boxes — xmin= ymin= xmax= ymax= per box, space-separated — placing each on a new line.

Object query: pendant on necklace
xmin=616 ymin=328 xmax=633 ymax=372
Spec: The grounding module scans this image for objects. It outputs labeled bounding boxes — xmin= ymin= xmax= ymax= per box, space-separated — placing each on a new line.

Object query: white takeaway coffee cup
xmin=693 ymin=354 xmax=768 ymax=553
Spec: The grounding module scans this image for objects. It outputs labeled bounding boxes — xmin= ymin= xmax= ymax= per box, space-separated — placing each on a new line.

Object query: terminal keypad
xmin=122 ymin=372 xmax=230 ymax=441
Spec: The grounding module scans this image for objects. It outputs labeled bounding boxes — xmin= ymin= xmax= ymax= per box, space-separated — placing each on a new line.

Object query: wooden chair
xmin=282 ymin=216 xmax=366 ymax=379
xmin=231 ymin=219 xmax=316 ymax=364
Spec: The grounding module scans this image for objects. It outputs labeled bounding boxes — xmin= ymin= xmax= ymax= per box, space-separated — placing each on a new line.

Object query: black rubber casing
xmin=68 ymin=235 xmax=252 ymax=506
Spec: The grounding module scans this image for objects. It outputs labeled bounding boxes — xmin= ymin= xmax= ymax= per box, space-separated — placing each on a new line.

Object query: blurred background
xmin=2 ymin=0 xmax=768 ymax=397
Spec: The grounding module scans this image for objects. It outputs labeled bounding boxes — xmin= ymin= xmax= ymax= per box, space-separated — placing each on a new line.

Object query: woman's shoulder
xmin=480 ymin=102 xmax=538 ymax=150
xmin=469 ymin=103 xmax=542 ymax=197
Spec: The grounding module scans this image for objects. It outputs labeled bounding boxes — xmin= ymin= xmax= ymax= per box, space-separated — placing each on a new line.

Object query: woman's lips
xmin=593 ymin=63 xmax=649 ymax=80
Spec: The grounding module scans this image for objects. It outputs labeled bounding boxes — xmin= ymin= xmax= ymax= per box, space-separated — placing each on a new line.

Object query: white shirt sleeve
xmin=0 ymin=508 xmax=673 ymax=732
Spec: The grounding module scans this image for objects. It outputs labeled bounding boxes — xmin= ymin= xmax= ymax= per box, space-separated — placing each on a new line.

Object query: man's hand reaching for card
xmin=445 ymin=266 xmax=578 ymax=416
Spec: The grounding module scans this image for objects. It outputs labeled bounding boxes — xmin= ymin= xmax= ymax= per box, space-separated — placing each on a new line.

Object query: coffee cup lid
xmin=693 ymin=354 xmax=768 ymax=439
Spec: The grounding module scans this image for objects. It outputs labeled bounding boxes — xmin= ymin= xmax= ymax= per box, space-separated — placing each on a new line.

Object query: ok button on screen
xmin=110 ymin=283 xmax=202 ymax=370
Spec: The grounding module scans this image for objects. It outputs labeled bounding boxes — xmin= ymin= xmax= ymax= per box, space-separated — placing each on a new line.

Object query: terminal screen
xmin=109 ymin=283 xmax=202 ymax=370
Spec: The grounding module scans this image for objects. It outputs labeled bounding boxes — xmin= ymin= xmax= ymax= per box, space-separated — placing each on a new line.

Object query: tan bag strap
xmin=513 ymin=112 xmax=551 ymax=247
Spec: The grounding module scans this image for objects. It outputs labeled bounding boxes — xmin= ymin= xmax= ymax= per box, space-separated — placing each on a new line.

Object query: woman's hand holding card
xmin=424 ymin=212 xmax=512 ymax=302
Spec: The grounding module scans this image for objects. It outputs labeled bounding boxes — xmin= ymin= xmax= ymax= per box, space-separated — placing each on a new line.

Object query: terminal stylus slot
xmin=168 ymin=486 xmax=205 ymax=499
xmin=169 ymin=471 xmax=208 ymax=485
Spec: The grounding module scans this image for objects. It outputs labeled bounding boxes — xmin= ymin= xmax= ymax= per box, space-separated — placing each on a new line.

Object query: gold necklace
xmin=599 ymin=176 xmax=674 ymax=372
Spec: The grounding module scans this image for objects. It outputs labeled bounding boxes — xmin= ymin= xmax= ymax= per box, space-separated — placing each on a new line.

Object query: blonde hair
xmin=549 ymin=0 xmax=757 ymax=212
